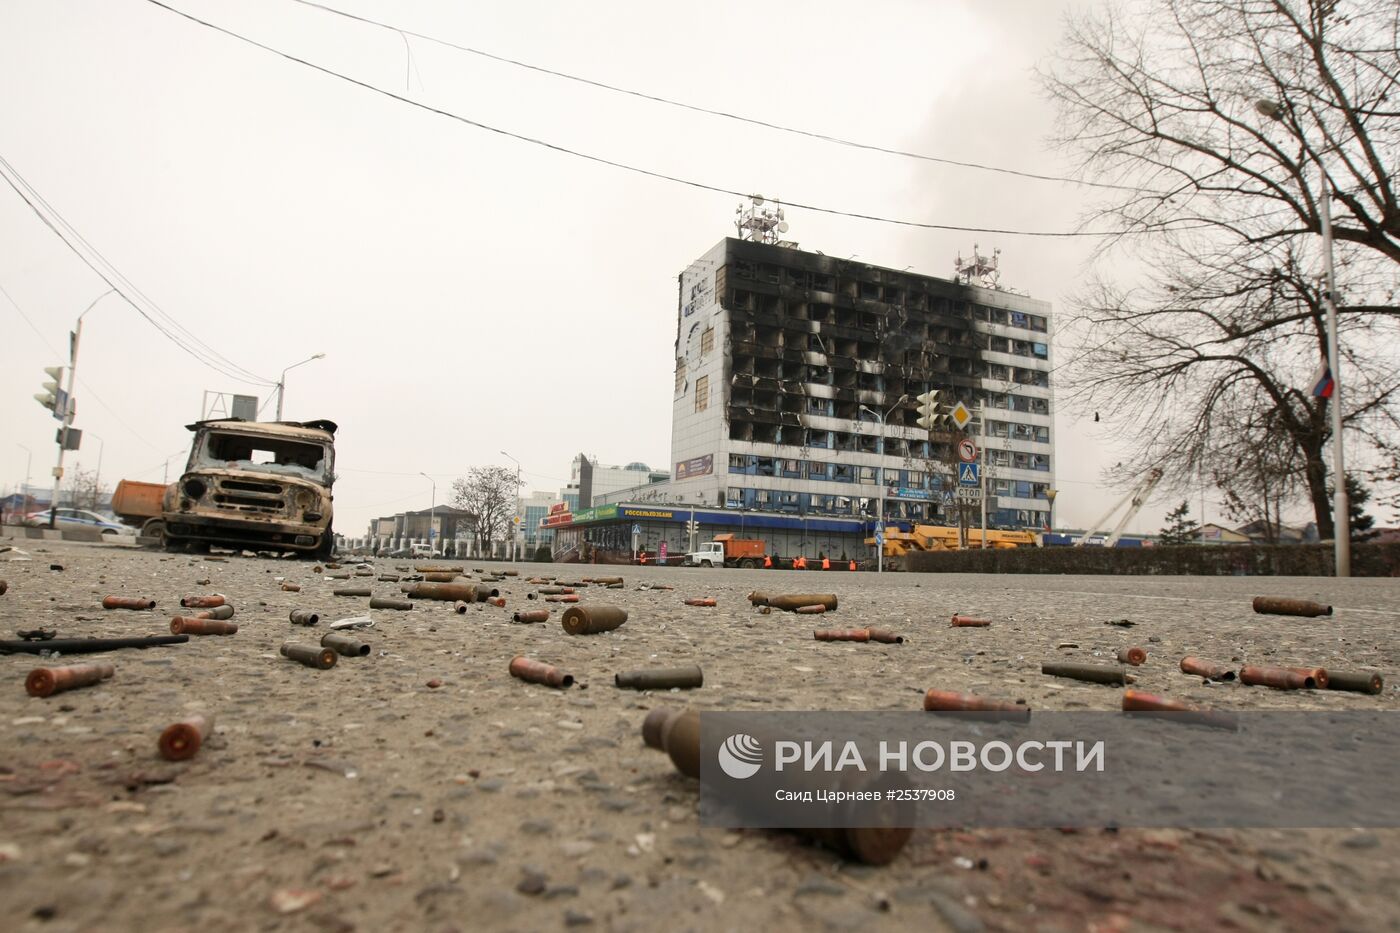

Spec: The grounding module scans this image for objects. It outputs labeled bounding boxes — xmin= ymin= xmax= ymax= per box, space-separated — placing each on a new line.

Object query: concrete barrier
xmin=905 ymin=542 xmax=1400 ymax=577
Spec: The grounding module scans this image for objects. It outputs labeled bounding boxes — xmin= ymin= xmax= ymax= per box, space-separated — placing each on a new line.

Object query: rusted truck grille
xmin=213 ymin=478 xmax=287 ymax=514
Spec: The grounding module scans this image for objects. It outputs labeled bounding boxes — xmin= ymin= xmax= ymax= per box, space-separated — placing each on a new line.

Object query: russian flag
xmin=1309 ymin=359 xmax=1334 ymax=398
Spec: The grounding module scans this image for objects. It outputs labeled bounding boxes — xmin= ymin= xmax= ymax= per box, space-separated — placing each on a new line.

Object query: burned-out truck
xmin=160 ymin=419 xmax=337 ymax=558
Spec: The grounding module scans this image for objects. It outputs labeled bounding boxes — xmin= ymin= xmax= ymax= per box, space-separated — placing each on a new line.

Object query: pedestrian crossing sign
xmin=958 ymin=462 xmax=980 ymax=486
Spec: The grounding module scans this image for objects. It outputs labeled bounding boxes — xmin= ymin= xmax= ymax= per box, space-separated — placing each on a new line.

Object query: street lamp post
xmin=500 ymin=450 xmax=522 ymax=561
xmin=275 ymin=353 xmax=326 ymax=422
xmin=419 ymin=472 xmax=436 ymax=555
xmin=1256 ymin=98 xmax=1349 ymax=576
xmin=861 ymin=394 xmax=909 ymax=573
xmin=1045 ymin=488 xmax=1058 ymax=538
xmin=49 ymin=288 xmax=114 ymax=528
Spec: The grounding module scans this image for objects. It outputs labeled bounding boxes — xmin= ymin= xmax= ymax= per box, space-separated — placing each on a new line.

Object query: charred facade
xmin=671 ymin=238 xmax=1054 ymax=529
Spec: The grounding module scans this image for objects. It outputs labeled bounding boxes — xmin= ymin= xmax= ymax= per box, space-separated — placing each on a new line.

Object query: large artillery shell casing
xmin=159 ymin=713 xmax=215 ymax=761
xmin=423 ymin=572 xmax=458 ymax=583
xmin=289 ymin=609 xmax=320 ymax=626
xmin=405 ymin=582 xmax=475 ymax=602
xmin=369 ymin=597 xmax=413 ymax=610
xmin=180 ymin=594 xmax=225 ymax=609
xmin=1179 ymin=656 xmax=1236 ymax=681
xmin=512 ymin=609 xmax=550 ymax=624
xmin=794 ymin=604 xmax=827 ymax=615
xmin=26 ymin=663 xmax=114 ymax=697
xmin=320 ymin=632 xmax=371 ymax=657
xmin=537 ymin=586 xmax=574 ymax=596
xmin=546 ymin=594 xmax=580 ymax=603
xmin=1285 ymin=666 xmax=1331 ymax=690
xmin=102 ymin=596 xmax=156 ymax=610
xmin=472 ymin=585 xmax=500 ymax=601
xmin=280 ymin=643 xmax=338 ymax=670
xmin=195 ymin=604 xmax=235 ymax=620
xmin=415 ymin=565 xmax=464 ymax=575
xmin=591 ymin=576 xmax=624 ymax=585
xmin=814 ymin=629 xmax=869 ymax=642
xmin=866 ymin=629 xmax=904 ymax=644
xmin=1239 ymin=664 xmax=1316 ymax=689
xmin=1041 ymin=662 xmax=1131 ymax=686
xmin=1116 ymin=646 xmax=1148 ymax=666
xmin=683 ymin=598 xmax=717 ymax=607
xmin=332 ymin=587 xmax=372 ymax=598
xmin=1121 ymin=690 xmax=1237 ymax=731
xmin=453 ymin=601 xmax=472 ymax=614
xmin=169 ymin=617 xmax=237 ymax=635
xmin=1324 ymin=670 xmax=1384 ymax=695
xmin=614 ymin=666 xmax=704 ymax=690
xmin=641 ymin=708 xmax=910 ymax=866
xmin=1252 ymin=596 xmax=1332 ymax=617
xmin=922 ymin=689 xmax=1029 ymax=721
xmin=950 ymin=615 xmax=991 ymax=627
xmin=561 ymin=605 xmax=627 ymax=635
xmin=509 ymin=656 xmax=574 ymax=688
xmin=750 ymin=592 xmax=838 ymax=612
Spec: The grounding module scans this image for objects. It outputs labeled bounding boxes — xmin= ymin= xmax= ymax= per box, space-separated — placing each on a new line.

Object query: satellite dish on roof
xmin=777 ymin=221 xmax=789 ymax=233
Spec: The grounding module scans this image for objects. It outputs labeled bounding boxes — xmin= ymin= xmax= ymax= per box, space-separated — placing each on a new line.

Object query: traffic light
xmin=35 ymin=366 xmax=65 ymax=418
xmin=916 ymin=389 xmax=947 ymax=430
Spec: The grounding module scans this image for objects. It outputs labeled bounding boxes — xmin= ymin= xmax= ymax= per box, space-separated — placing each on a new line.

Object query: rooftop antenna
xmin=954 ymin=243 xmax=1001 ymax=289
xmin=736 ymin=195 xmax=796 ymax=248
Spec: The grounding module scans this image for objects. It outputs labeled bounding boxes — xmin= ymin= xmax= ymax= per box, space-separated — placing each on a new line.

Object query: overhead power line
xmin=144 ymin=0 xmax=1112 ymax=239
xmin=286 ymin=0 xmax=1141 ymax=193
xmin=0 ymin=153 xmax=277 ymax=387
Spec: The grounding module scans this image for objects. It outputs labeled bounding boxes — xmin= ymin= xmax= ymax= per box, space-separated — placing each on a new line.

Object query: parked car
xmin=25 ymin=508 xmax=128 ymax=535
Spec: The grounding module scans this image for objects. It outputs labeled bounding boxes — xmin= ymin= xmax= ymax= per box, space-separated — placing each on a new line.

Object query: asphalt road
xmin=1 ymin=539 xmax=1396 ymax=932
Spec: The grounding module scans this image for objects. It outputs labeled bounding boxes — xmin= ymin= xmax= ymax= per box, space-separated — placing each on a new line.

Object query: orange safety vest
xmin=848 ymin=559 xmax=856 ymax=571
xmin=795 ymin=556 xmax=806 ymax=569
xmin=639 ymin=552 xmax=648 ymax=564
xmin=822 ymin=557 xmax=830 ymax=570
xmin=763 ymin=555 xmax=772 ymax=568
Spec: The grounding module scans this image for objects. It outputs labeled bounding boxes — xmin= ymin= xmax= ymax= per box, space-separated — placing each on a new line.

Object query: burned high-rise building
xmin=670 ymin=235 xmax=1055 ymax=530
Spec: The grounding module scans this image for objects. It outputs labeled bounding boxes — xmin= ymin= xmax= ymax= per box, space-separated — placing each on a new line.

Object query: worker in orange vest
xmin=763 ymin=554 xmax=772 ymax=569
xmin=848 ymin=558 xmax=856 ymax=571
xmin=821 ymin=555 xmax=831 ymax=571
xmin=639 ymin=551 xmax=648 ymax=565
xmin=793 ymin=555 xmax=806 ymax=570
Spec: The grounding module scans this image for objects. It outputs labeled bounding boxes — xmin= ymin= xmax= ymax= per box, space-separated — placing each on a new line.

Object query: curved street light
xmin=275 ymin=353 xmax=326 ymax=421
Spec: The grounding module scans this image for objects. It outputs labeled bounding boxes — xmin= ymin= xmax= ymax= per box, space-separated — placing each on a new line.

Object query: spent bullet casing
xmin=169 ymin=617 xmax=237 ymax=635
xmin=748 ymin=592 xmax=838 ymax=612
xmin=453 ymin=601 xmax=471 ymax=614
xmin=950 ymin=615 xmax=992 ymax=627
xmin=1285 ymin=666 xmax=1331 ymax=689
xmin=546 ymin=594 xmax=580 ymax=603
xmin=814 ymin=628 xmax=869 ymax=642
xmin=1117 ymin=646 xmax=1148 ymax=666
xmin=280 ymin=643 xmax=338 ymax=670
xmin=794 ymin=604 xmax=827 ymax=615
xmin=1252 ymin=596 xmax=1332 ymax=617
xmin=281 ymin=583 xmax=301 ymax=592
xmin=25 ymin=663 xmax=114 ymax=697
xmin=472 ymin=585 xmax=499 ymax=601
xmin=102 ymin=596 xmax=156 ymax=610
xmin=405 ymin=582 xmax=475 ymax=602
xmin=509 ymin=656 xmax=574 ymax=688
xmin=333 ymin=587 xmax=372 ymax=597
xmin=1179 ymin=656 xmax=1236 ymax=681
xmin=1041 ymin=662 xmax=1131 ymax=686
xmin=1121 ymin=690 xmax=1237 ymax=731
xmin=195 ymin=604 xmax=235 ymax=620
xmin=684 ymin=598 xmax=717 ymax=607
xmin=1324 ymin=670 xmax=1384 ymax=694
xmin=561 ymin=605 xmax=627 ymax=635
xmin=1240 ymin=664 xmax=1316 ymax=689
xmin=320 ymin=632 xmax=371 ymax=657
xmin=513 ymin=609 xmax=549 ymax=624
xmin=423 ymin=572 xmax=458 ymax=583
xmin=180 ymin=594 xmax=226 ymax=609
xmin=614 ymin=666 xmax=704 ymax=690
xmin=923 ymin=689 xmax=1030 ymax=721
xmin=159 ymin=713 xmax=215 ymax=761
xmin=289 ymin=609 xmax=321 ymax=626
xmin=369 ymin=597 xmax=413 ymax=610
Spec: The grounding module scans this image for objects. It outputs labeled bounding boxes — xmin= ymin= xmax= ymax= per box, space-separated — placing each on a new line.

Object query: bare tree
xmin=1061 ymin=234 xmax=1399 ymax=539
xmin=450 ymin=466 xmax=520 ymax=552
xmin=67 ymin=467 xmax=110 ymax=512
xmin=1042 ymin=0 xmax=1400 ymax=265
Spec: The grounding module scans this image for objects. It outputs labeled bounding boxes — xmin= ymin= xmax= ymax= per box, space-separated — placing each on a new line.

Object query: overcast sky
xmin=2 ymin=0 xmax=1243 ymax=537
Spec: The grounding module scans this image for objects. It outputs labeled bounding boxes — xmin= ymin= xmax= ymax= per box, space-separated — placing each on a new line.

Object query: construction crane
xmin=1074 ymin=468 xmax=1164 ymax=548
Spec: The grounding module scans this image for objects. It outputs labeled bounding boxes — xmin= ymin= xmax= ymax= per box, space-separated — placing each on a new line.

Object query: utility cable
xmin=145 ymin=0 xmax=1117 ymax=239
xmin=286 ymin=0 xmax=1142 ymax=193
xmin=0 ymin=154 xmax=277 ymax=386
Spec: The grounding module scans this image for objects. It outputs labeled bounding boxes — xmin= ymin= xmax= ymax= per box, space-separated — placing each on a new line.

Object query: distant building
xmin=561 ymin=455 xmax=668 ymax=509
xmin=367 ymin=506 xmax=473 ymax=543
xmin=1197 ymin=523 xmax=1252 ymax=545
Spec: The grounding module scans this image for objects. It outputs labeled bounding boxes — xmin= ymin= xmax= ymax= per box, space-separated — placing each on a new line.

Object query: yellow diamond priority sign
xmin=950 ymin=401 xmax=972 ymax=430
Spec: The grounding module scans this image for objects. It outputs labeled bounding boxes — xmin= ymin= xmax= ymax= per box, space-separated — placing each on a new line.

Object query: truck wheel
xmin=314 ymin=530 xmax=335 ymax=561
xmin=739 ymin=558 xmax=755 ymax=569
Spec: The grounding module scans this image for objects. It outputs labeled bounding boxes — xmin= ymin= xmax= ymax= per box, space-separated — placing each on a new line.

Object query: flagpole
xmin=1320 ymin=169 xmax=1349 ymax=577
